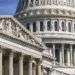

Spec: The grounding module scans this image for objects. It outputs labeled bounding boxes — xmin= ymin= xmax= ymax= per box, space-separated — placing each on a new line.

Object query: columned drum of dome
xmin=15 ymin=0 xmax=75 ymax=75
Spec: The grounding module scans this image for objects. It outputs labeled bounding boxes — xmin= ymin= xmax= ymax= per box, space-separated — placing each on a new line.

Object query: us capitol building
xmin=0 ymin=0 xmax=75 ymax=75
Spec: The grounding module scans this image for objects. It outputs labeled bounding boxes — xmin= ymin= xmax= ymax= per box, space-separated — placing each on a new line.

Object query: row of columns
xmin=52 ymin=44 xmax=75 ymax=66
xmin=0 ymin=49 xmax=42 ymax=75
xmin=29 ymin=19 xmax=75 ymax=33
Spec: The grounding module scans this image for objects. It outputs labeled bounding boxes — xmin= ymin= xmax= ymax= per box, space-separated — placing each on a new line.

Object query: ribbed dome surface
xmin=16 ymin=0 xmax=75 ymax=14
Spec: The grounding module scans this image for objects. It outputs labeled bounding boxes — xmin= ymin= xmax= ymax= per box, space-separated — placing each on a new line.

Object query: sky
xmin=0 ymin=0 xmax=19 ymax=15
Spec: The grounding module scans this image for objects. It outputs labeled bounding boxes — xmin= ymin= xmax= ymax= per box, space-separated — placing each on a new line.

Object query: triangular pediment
xmin=0 ymin=16 xmax=43 ymax=49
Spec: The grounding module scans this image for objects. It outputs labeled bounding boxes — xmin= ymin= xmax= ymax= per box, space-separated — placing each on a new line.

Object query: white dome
xmin=16 ymin=0 xmax=75 ymax=17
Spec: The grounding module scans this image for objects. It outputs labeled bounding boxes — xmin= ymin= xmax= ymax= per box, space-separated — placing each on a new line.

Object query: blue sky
xmin=0 ymin=0 xmax=19 ymax=15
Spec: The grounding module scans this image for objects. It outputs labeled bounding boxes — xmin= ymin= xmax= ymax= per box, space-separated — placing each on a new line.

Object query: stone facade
xmin=15 ymin=0 xmax=75 ymax=75
xmin=0 ymin=0 xmax=75 ymax=75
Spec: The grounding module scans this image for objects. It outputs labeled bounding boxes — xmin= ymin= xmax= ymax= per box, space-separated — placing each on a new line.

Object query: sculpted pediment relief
xmin=0 ymin=16 xmax=42 ymax=48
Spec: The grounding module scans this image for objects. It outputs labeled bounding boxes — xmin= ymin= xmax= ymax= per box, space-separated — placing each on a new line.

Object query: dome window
xmin=68 ymin=22 xmax=71 ymax=32
xmin=47 ymin=21 xmax=51 ymax=31
xmin=33 ymin=22 xmax=37 ymax=32
xmin=61 ymin=21 xmax=66 ymax=31
xmin=26 ymin=23 xmax=30 ymax=31
xmin=54 ymin=21 xmax=59 ymax=31
xmin=40 ymin=21 xmax=44 ymax=31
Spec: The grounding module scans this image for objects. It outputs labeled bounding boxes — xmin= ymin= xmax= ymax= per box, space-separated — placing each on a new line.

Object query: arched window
xmin=54 ymin=21 xmax=59 ymax=31
xmin=47 ymin=21 xmax=51 ymax=31
xmin=61 ymin=21 xmax=66 ymax=31
xmin=68 ymin=22 xmax=71 ymax=32
xmin=33 ymin=22 xmax=36 ymax=32
xmin=26 ymin=23 xmax=30 ymax=31
xmin=40 ymin=21 xmax=44 ymax=31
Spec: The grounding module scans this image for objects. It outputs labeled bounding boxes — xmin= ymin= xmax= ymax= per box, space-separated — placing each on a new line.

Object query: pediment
xmin=0 ymin=16 xmax=43 ymax=49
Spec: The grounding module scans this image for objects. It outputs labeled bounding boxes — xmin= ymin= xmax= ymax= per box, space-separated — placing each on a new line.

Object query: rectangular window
xmin=26 ymin=23 xmax=30 ymax=31
xmin=33 ymin=22 xmax=37 ymax=32
xmin=40 ymin=21 xmax=44 ymax=31
xmin=47 ymin=20 xmax=51 ymax=31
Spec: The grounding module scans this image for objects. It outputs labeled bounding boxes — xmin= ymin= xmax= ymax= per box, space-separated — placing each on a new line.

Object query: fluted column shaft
xmin=9 ymin=52 xmax=13 ymax=75
xmin=29 ymin=59 xmax=33 ymax=75
xmin=0 ymin=49 xmax=2 ymax=75
xmin=44 ymin=19 xmax=47 ymax=32
xmin=61 ymin=44 xmax=64 ymax=66
xmin=53 ymin=44 xmax=55 ymax=65
xmin=19 ymin=54 xmax=23 ymax=75
xmin=67 ymin=49 xmax=70 ymax=66
xmin=38 ymin=61 xmax=41 ymax=75
xmin=70 ymin=44 xmax=73 ymax=66
xmin=30 ymin=23 xmax=33 ymax=32
xmin=36 ymin=21 xmax=40 ymax=32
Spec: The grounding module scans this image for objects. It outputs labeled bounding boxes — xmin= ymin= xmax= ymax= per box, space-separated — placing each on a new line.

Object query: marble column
xmin=33 ymin=61 xmax=36 ymax=75
xmin=36 ymin=21 xmax=40 ymax=32
xmin=39 ymin=0 xmax=41 ymax=5
xmin=74 ymin=49 xmax=75 ymax=66
xmin=60 ymin=45 xmax=62 ymax=65
xmin=30 ymin=22 xmax=33 ymax=32
xmin=9 ymin=52 xmax=13 ymax=75
xmin=53 ymin=44 xmax=56 ymax=65
xmin=44 ymin=19 xmax=47 ymax=32
xmin=51 ymin=20 xmax=55 ymax=32
xmin=48 ymin=70 xmax=51 ymax=75
xmin=29 ymin=59 xmax=33 ymax=75
xmin=0 ymin=49 xmax=2 ymax=75
xmin=28 ymin=0 xmax=31 ymax=6
xmin=72 ymin=20 xmax=74 ymax=33
xmin=38 ymin=61 xmax=42 ymax=75
xmin=66 ymin=20 xmax=68 ymax=32
xmin=61 ymin=44 xmax=64 ymax=66
xmin=70 ymin=44 xmax=73 ymax=66
xmin=67 ymin=49 xmax=70 ymax=66
xmin=19 ymin=54 xmax=23 ymax=75
xmin=59 ymin=19 xmax=62 ymax=31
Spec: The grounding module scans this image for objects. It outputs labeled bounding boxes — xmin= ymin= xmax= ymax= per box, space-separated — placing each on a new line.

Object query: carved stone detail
xmin=0 ymin=16 xmax=42 ymax=48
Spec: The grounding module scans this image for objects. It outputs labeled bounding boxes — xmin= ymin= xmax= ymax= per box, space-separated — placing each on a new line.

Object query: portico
xmin=0 ymin=47 xmax=42 ymax=75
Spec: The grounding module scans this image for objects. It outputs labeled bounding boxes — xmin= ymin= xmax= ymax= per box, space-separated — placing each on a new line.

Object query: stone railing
xmin=0 ymin=16 xmax=43 ymax=48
